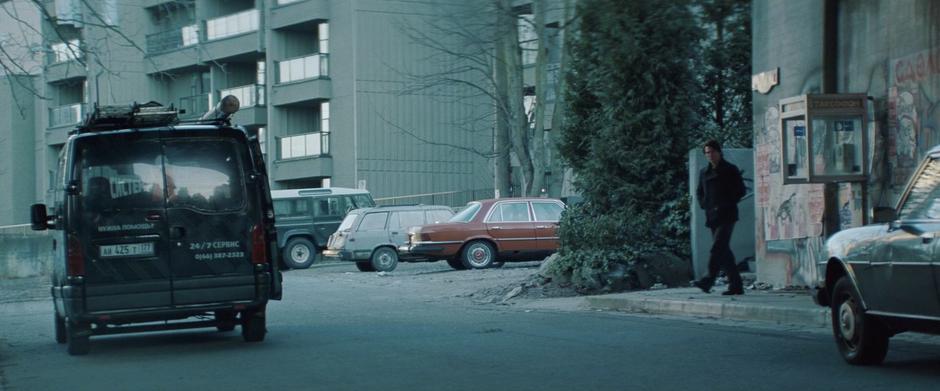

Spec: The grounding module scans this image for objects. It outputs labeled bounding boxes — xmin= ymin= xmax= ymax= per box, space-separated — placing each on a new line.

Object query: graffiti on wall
xmin=889 ymin=47 xmax=940 ymax=190
xmin=755 ymin=106 xmax=825 ymax=242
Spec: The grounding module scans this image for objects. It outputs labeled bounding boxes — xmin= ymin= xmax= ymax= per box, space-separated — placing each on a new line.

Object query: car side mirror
xmin=31 ymin=203 xmax=49 ymax=231
xmin=872 ymin=207 xmax=897 ymax=224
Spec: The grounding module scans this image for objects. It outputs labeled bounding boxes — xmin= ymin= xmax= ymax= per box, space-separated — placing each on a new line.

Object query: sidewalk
xmin=583 ymin=287 xmax=831 ymax=329
xmin=0 ymin=274 xmax=831 ymax=329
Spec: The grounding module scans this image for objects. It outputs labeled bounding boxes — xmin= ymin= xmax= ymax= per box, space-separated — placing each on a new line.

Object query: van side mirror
xmin=66 ymin=180 xmax=80 ymax=195
xmin=31 ymin=204 xmax=49 ymax=231
xmin=872 ymin=207 xmax=897 ymax=224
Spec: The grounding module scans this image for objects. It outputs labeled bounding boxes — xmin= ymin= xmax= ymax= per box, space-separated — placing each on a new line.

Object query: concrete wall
xmin=689 ymin=148 xmax=756 ymax=280
xmin=752 ymin=0 xmax=940 ymax=287
xmin=0 ymin=225 xmax=52 ymax=279
xmin=0 ymin=75 xmax=38 ymax=226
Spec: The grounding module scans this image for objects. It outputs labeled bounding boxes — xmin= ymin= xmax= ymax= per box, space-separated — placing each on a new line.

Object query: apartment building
xmin=0 ymin=0 xmax=504 ymax=225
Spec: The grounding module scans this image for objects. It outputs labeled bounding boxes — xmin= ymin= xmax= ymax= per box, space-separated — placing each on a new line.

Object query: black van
xmin=31 ymin=97 xmax=282 ymax=355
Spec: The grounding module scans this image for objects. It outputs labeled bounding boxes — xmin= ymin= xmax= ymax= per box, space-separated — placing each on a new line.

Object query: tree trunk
xmin=499 ymin=0 xmax=534 ymax=196
xmin=548 ymin=0 xmax=576 ymax=198
xmin=493 ymin=29 xmax=512 ymax=199
xmin=529 ymin=0 xmax=548 ymax=197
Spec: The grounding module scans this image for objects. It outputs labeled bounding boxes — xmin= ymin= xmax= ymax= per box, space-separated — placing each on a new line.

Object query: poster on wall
xmin=889 ymin=47 xmax=940 ymax=192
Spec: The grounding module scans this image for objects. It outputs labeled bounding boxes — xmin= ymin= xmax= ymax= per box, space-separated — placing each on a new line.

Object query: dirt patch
xmin=462 ymin=273 xmax=581 ymax=305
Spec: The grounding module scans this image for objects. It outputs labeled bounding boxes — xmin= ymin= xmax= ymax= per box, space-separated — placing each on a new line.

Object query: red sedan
xmin=399 ymin=198 xmax=565 ymax=269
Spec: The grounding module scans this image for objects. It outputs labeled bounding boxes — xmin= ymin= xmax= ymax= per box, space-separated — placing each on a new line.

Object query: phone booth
xmin=779 ymin=93 xmax=872 ymax=228
xmin=779 ymin=93 xmax=869 ymax=184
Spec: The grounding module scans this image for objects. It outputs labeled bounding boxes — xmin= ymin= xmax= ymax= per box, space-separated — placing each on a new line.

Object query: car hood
xmin=825 ymin=224 xmax=889 ymax=261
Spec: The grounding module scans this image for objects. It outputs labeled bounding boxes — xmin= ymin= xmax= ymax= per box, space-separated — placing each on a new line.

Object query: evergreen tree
xmin=552 ymin=0 xmax=702 ymax=288
xmin=695 ymin=0 xmax=752 ymax=148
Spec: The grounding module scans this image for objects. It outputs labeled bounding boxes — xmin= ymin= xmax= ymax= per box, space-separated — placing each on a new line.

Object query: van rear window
xmin=75 ymin=136 xmax=246 ymax=212
xmin=164 ymin=140 xmax=245 ymax=211
xmin=77 ymin=139 xmax=164 ymax=211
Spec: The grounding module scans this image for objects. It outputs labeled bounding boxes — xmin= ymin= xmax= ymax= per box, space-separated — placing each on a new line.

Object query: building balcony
xmin=44 ymin=60 xmax=86 ymax=84
xmin=46 ymin=103 xmax=85 ymax=145
xmin=270 ymin=54 xmax=330 ymax=105
xmin=146 ymin=25 xmax=199 ymax=54
xmin=145 ymin=44 xmax=201 ymax=74
xmin=270 ymin=0 xmax=329 ymax=30
xmin=221 ymin=84 xmax=267 ymax=126
xmin=177 ymin=93 xmax=211 ymax=119
xmin=201 ymin=9 xmax=262 ymax=62
xmin=278 ymin=131 xmax=330 ymax=160
xmin=272 ymin=131 xmax=332 ymax=181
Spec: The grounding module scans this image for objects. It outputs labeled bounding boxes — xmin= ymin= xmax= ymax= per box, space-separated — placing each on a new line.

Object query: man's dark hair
xmin=703 ymin=139 xmax=722 ymax=153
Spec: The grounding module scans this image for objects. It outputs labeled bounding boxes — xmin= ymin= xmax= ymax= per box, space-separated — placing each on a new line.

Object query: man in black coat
xmin=693 ymin=140 xmax=746 ymax=295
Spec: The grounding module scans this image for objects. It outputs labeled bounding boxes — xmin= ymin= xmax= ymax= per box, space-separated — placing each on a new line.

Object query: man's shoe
xmin=692 ymin=280 xmax=713 ymax=293
xmin=721 ymin=289 xmax=744 ymax=296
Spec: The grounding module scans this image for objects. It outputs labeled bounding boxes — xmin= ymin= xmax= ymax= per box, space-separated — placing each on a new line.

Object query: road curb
xmin=585 ymin=295 xmax=832 ymax=328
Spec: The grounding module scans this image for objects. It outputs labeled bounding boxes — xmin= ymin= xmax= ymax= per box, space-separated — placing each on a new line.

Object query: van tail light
xmin=251 ymin=225 xmax=268 ymax=265
xmin=67 ymin=234 xmax=85 ymax=276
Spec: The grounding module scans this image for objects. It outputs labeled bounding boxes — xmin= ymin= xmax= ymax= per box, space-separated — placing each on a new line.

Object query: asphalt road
xmin=1 ymin=261 xmax=939 ymax=391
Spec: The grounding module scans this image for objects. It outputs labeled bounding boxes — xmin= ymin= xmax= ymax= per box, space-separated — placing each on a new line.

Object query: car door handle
xmin=170 ymin=226 xmax=186 ymax=239
xmin=535 ymin=225 xmax=548 ymax=229
xmin=490 ymin=226 xmax=502 ymax=230
xmin=146 ymin=211 xmax=163 ymax=221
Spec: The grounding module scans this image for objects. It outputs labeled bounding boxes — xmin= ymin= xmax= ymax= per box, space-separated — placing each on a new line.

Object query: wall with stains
xmin=752 ymin=0 xmax=940 ymax=287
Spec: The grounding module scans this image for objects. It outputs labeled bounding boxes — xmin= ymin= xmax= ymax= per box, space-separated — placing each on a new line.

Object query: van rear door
xmin=73 ymin=135 xmax=172 ymax=312
xmin=162 ymin=135 xmax=258 ymax=305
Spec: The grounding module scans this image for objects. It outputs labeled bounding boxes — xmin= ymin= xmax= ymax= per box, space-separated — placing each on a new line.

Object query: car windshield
xmin=449 ymin=202 xmax=481 ymax=223
xmin=337 ymin=212 xmax=360 ymax=231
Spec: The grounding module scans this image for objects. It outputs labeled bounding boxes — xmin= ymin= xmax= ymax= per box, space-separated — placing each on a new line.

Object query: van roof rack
xmin=74 ymin=101 xmax=178 ymax=134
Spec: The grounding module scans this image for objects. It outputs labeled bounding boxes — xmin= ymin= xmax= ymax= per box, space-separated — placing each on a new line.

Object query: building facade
xmin=752 ymin=0 xmax=940 ymax=287
xmin=0 ymin=0 xmax=505 ymax=225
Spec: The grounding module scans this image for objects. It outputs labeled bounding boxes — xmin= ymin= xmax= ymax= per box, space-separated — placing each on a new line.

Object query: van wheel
xmin=446 ymin=258 xmax=467 ymax=270
xmin=66 ymin=321 xmax=90 ymax=356
xmin=461 ymin=240 xmax=495 ymax=269
xmin=371 ymin=247 xmax=399 ymax=272
xmin=356 ymin=262 xmax=376 ymax=272
xmin=54 ymin=312 xmax=66 ymax=344
xmin=216 ymin=310 xmax=236 ymax=332
xmin=831 ymin=276 xmax=889 ymax=365
xmin=242 ymin=311 xmax=266 ymax=342
xmin=283 ymin=238 xmax=316 ymax=269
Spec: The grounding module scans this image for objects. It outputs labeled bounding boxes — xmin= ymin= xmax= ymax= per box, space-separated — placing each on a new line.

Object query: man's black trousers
xmin=707 ymin=222 xmax=743 ymax=291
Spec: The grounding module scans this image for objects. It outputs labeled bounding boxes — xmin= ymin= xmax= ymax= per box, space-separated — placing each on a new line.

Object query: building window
xmin=51 ymin=39 xmax=80 ymax=63
xmin=319 ymin=23 xmax=329 ymax=54
xmin=321 ymin=102 xmax=330 ymax=133
xmin=515 ymin=5 xmax=536 ymax=66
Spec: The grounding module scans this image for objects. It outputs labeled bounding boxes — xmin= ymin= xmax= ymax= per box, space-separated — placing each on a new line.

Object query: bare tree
xmin=393 ymin=0 xmax=577 ymax=198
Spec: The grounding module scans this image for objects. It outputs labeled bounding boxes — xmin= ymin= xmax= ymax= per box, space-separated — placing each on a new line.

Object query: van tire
xmin=242 ymin=311 xmax=266 ymax=342
xmin=66 ymin=321 xmax=90 ymax=356
xmin=216 ymin=310 xmax=236 ymax=332
xmin=371 ymin=247 xmax=399 ymax=272
xmin=54 ymin=313 xmax=66 ymax=344
xmin=356 ymin=262 xmax=376 ymax=272
xmin=283 ymin=238 xmax=316 ymax=269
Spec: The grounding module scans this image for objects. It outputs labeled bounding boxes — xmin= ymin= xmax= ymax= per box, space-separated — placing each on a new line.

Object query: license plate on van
xmin=99 ymin=242 xmax=155 ymax=258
